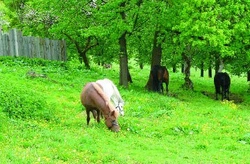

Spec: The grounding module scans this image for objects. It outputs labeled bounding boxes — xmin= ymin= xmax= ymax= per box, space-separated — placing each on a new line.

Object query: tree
xmin=3 ymin=0 xmax=249 ymax=91
xmin=143 ymin=1 xmax=170 ymax=91
xmin=4 ymin=0 xmax=102 ymax=69
xmin=0 ymin=1 xmax=11 ymax=31
xmin=165 ymin=0 xmax=249 ymax=89
xmin=118 ymin=1 xmax=130 ymax=87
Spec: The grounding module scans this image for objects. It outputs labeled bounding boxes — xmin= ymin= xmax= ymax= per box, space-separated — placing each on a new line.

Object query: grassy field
xmin=0 ymin=57 xmax=249 ymax=164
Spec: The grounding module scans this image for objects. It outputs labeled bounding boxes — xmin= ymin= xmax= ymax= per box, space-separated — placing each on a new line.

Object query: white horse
xmin=96 ymin=78 xmax=125 ymax=116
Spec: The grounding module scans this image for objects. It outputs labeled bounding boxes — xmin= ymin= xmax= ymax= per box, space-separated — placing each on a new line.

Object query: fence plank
xmin=0 ymin=29 xmax=67 ymax=61
xmin=0 ymin=32 xmax=3 ymax=56
xmin=9 ymin=29 xmax=15 ymax=57
xmin=2 ymin=34 xmax=10 ymax=56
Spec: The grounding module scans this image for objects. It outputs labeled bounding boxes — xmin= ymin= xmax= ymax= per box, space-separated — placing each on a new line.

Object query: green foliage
xmin=0 ymin=1 xmax=11 ymax=30
xmin=0 ymin=57 xmax=63 ymax=121
xmin=0 ymin=81 xmax=54 ymax=121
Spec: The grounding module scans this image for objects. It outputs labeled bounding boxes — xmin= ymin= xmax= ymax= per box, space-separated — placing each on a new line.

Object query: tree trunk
xmin=248 ymin=70 xmax=250 ymax=93
xmin=248 ymin=70 xmax=250 ymax=81
xmin=150 ymin=30 xmax=162 ymax=67
xmin=182 ymin=53 xmax=193 ymax=90
xmin=181 ymin=63 xmax=184 ymax=73
xmin=200 ymin=62 xmax=204 ymax=77
xmin=208 ymin=66 xmax=212 ymax=78
xmin=118 ymin=2 xmax=132 ymax=88
xmin=139 ymin=63 xmax=143 ymax=69
xmin=172 ymin=63 xmax=177 ymax=73
xmin=119 ymin=32 xmax=130 ymax=88
xmin=218 ymin=60 xmax=224 ymax=72
xmin=215 ymin=57 xmax=220 ymax=74
xmin=208 ymin=58 xmax=212 ymax=78
xmin=79 ymin=51 xmax=90 ymax=69
xmin=145 ymin=30 xmax=163 ymax=90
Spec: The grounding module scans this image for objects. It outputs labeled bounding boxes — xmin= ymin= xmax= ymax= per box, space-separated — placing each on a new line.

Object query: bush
xmin=0 ymin=56 xmax=67 ymax=71
xmin=0 ymin=83 xmax=54 ymax=121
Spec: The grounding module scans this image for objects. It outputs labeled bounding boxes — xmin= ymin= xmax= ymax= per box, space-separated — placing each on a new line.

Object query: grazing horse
xmin=151 ymin=65 xmax=169 ymax=94
xmin=96 ymin=78 xmax=125 ymax=116
xmin=214 ymin=72 xmax=231 ymax=100
xmin=80 ymin=82 xmax=120 ymax=132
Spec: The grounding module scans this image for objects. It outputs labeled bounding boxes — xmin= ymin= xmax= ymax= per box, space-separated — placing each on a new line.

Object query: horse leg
xmin=161 ymin=83 xmax=163 ymax=93
xmin=215 ymin=86 xmax=220 ymax=100
xmin=221 ymin=87 xmax=225 ymax=101
xmin=165 ymin=82 xmax=169 ymax=94
xmin=158 ymin=82 xmax=163 ymax=93
xmin=86 ymin=108 xmax=91 ymax=125
xmin=96 ymin=110 xmax=101 ymax=123
xmin=91 ymin=110 xmax=97 ymax=120
xmin=226 ymin=88 xmax=230 ymax=100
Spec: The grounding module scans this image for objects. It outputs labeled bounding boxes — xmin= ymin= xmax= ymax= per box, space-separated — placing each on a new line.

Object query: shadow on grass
xmin=201 ymin=91 xmax=244 ymax=104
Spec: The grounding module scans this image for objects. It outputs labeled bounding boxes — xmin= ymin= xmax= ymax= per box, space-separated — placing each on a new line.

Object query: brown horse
xmin=80 ymin=82 xmax=120 ymax=132
xmin=150 ymin=65 xmax=169 ymax=94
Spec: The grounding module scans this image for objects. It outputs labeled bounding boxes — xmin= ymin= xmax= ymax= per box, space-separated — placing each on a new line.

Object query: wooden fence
xmin=0 ymin=29 xmax=67 ymax=61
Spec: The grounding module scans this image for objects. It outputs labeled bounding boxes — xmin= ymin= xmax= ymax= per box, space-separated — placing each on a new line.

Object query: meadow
xmin=0 ymin=56 xmax=249 ymax=164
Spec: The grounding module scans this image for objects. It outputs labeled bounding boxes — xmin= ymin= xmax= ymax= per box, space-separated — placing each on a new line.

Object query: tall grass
xmin=0 ymin=56 xmax=249 ymax=163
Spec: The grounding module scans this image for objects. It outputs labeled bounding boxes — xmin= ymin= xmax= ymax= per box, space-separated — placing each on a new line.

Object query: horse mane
xmin=92 ymin=82 xmax=110 ymax=106
xmin=105 ymin=79 xmax=124 ymax=103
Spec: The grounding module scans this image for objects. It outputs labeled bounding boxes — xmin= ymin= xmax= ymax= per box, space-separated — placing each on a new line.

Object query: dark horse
xmin=214 ymin=72 xmax=231 ymax=100
xmin=80 ymin=82 xmax=120 ymax=132
xmin=151 ymin=65 xmax=169 ymax=94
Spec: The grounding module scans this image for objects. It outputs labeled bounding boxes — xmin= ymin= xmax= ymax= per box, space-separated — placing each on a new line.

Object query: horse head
xmin=104 ymin=110 xmax=120 ymax=132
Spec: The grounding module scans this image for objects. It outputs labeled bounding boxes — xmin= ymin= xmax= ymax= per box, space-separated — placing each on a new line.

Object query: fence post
xmin=0 ymin=31 xmax=3 ymax=56
xmin=59 ymin=40 xmax=67 ymax=61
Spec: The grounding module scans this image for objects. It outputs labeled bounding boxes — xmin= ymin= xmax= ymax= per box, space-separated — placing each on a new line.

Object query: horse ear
xmin=111 ymin=110 xmax=119 ymax=118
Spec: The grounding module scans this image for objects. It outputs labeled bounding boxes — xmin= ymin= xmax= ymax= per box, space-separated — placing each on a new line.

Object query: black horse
xmin=214 ymin=72 xmax=231 ymax=100
xmin=151 ymin=65 xmax=169 ymax=94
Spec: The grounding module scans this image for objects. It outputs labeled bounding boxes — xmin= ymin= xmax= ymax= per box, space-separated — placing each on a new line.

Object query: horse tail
xmin=92 ymin=82 xmax=109 ymax=106
xmin=162 ymin=66 xmax=169 ymax=83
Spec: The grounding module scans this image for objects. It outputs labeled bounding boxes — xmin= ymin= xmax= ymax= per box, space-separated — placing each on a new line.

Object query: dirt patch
xmin=201 ymin=91 xmax=244 ymax=104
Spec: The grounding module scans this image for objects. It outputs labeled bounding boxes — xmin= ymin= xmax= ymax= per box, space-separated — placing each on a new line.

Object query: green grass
xmin=0 ymin=56 xmax=249 ymax=163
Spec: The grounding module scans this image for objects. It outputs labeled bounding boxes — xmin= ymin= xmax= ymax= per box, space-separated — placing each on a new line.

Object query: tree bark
xmin=215 ymin=54 xmax=220 ymax=74
xmin=248 ymin=70 xmax=250 ymax=93
xmin=172 ymin=63 xmax=177 ymax=73
xmin=145 ymin=30 xmax=163 ymax=90
xmin=181 ymin=63 xmax=184 ymax=73
xmin=150 ymin=31 xmax=162 ymax=67
xmin=79 ymin=51 xmax=90 ymax=69
xmin=119 ymin=32 xmax=129 ymax=88
xmin=248 ymin=70 xmax=250 ymax=81
xmin=139 ymin=63 xmax=143 ymax=69
xmin=208 ymin=66 xmax=212 ymax=78
xmin=200 ymin=62 xmax=204 ymax=77
xmin=118 ymin=2 xmax=132 ymax=87
xmin=182 ymin=53 xmax=193 ymax=90
xmin=218 ymin=60 xmax=224 ymax=72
